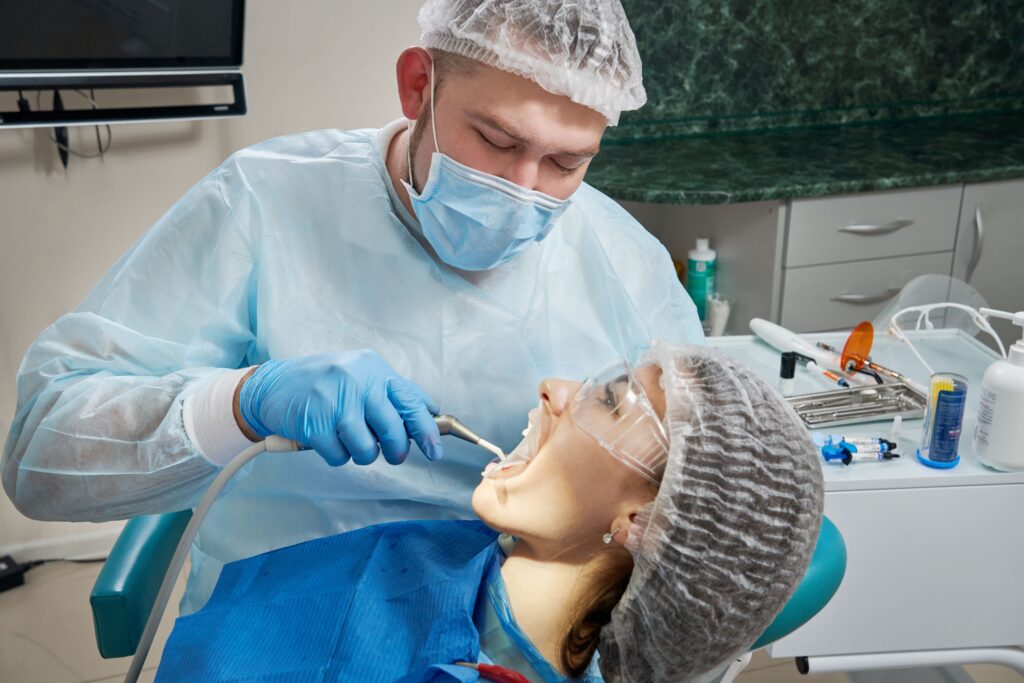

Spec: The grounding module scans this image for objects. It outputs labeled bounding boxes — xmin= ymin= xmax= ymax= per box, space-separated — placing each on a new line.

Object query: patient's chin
xmin=471 ymin=478 xmax=513 ymax=530
xmin=470 ymin=480 xmax=494 ymax=519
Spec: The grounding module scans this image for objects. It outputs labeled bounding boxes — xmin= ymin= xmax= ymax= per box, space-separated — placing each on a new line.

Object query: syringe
xmin=820 ymin=435 xmax=900 ymax=466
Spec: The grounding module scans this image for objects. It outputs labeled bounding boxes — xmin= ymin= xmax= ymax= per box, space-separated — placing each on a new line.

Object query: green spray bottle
xmin=686 ymin=237 xmax=716 ymax=323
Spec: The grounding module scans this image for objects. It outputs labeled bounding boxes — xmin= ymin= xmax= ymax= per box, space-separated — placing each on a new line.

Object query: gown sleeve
xmin=2 ymin=163 xmax=258 ymax=522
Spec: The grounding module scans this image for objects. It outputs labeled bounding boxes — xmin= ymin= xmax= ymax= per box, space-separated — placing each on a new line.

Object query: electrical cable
xmin=89 ymin=89 xmax=105 ymax=160
xmin=20 ymin=557 xmax=108 ymax=573
xmin=33 ymin=89 xmax=113 ymax=159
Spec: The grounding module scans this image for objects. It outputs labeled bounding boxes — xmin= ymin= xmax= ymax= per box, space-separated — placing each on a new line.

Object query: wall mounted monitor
xmin=0 ymin=0 xmax=245 ymax=71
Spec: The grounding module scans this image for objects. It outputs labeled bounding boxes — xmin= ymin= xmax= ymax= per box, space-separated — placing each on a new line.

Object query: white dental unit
xmin=711 ymin=328 xmax=1024 ymax=679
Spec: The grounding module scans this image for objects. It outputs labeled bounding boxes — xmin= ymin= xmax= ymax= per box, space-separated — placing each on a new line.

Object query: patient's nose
xmin=540 ymin=379 xmax=578 ymax=416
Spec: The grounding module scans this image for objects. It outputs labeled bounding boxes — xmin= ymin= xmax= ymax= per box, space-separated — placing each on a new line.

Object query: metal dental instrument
xmin=434 ymin=414 xmax=506 ymax=461
xmin=815 ymin=341 xmax=912 ymax=384
xmin=786 ymin=382 xmax=927 ymax=428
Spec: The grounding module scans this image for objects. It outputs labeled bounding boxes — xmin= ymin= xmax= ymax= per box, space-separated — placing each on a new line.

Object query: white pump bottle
xmin=973 ymin=308 xmax=1024 ymax=471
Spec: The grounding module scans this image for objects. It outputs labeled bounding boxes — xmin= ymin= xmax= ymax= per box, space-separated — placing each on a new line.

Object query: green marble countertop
xmin=585 ymin=110 xmax=1024 ymax=205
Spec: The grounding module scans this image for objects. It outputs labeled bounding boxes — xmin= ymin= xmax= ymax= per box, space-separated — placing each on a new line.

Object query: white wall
xmin=0 ymin=0 xmax=422 ymax=557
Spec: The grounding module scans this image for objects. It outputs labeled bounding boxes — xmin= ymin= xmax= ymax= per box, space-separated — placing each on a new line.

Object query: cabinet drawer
xmin=780 ymin=252 xmax=952 ymax=332
xmin=786 ymin=186 xmax=961 ymax=267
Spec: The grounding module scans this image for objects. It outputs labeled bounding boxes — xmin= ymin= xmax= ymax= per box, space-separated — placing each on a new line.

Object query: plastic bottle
xmin=686 ymin=238 xmax=716 ymax=322
xmin=973 ymin=309 xmax=1024 ymax=471
xmin=779 ymin=351 xmax=797 ymax=395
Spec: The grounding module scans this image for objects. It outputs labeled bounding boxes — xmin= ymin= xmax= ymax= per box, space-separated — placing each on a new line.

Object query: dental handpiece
xmin=434 ymin=414 xmax=506 ymax=461
xmin=264 ymin=416 xmax=505 ymax=461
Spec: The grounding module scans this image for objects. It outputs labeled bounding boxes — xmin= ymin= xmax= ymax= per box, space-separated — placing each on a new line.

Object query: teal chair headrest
xmin=751 ymin=515 xmax=846 ymax=649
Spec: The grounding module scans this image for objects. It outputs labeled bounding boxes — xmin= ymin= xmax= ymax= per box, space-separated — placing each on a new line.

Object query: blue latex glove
xmin=239 ymin=350 xmax=442 ymax=466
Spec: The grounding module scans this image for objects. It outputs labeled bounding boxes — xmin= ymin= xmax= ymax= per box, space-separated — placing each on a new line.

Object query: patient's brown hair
xmin=560 ymin=548 xmax=635 ymax=676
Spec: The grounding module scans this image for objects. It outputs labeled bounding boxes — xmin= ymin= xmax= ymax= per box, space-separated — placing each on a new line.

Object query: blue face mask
xmin=402 ymin=62 xmax=573 ymax=272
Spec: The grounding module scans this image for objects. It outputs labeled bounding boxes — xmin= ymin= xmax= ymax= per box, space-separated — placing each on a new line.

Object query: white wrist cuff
xmin=183 ymin=367 xmax=259 ymax=466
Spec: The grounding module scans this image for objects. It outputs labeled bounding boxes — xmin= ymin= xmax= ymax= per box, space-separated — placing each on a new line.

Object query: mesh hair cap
xmin=417 ymin=0 xmax=647 ymax=125
xmin=600 ymin=342 xmax=825 ymax=682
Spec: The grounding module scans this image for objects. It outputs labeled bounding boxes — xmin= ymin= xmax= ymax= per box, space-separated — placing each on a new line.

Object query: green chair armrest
xmin=90 ymin=509 xmax=192 ymax=659
xmin=751 ymin=515 xmax=846 ymax=650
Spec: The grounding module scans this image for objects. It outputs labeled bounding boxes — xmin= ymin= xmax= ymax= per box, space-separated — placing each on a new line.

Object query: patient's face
xmin=472 ymin=364 xmax=665 ymax=557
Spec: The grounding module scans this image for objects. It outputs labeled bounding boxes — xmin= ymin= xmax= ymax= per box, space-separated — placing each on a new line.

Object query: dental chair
xmin=90 ymin=511 xmax=846 ymax=676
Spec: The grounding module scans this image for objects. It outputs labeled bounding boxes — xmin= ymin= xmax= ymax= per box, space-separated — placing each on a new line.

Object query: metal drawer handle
xmin=831 ymin=287 xmax=902 ymax=305
xmin=966 ymin=204 xmax=984 ymax=282
xmin=838 ymin=219 xmax=914 ymax=236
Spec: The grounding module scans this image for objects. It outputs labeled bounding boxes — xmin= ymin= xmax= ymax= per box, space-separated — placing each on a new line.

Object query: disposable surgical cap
xmin=601 ymin=342 xmax=825 ymax=683
xmin=417 ymin=0 xmax=647 ymax=125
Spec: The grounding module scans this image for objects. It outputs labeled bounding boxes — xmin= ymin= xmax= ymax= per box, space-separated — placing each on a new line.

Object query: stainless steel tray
xmin=786 ymin=382 xmax=927 ymax=428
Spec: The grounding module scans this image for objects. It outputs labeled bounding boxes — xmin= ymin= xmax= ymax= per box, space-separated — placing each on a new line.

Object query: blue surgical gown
xmin=2 ymin=119 xmax=703 ymax=612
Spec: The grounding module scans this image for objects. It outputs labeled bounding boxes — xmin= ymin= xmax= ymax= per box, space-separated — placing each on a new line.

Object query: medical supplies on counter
xmin=815 ymin=434 xmax=900 ymax=466
xmin=916 ymin=373 xmax=968 ymax=469
xmin=973 ymin=309 xmax=1024 ymax=472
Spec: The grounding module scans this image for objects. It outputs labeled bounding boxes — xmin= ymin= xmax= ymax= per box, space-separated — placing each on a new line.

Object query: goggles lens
xmin=569 ymin=359 xmax=668 ymax=485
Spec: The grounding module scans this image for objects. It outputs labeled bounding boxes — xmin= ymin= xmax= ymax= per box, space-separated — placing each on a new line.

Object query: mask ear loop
xmin=429 ymin=57 xmax=439 ymax=152
xmin=406 ymin=57 xmax=440 ymax=190
xmin=406 ymin=121 xmax=414 ymax=188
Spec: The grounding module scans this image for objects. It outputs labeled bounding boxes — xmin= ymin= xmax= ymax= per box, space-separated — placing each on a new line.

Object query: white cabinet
xmin=952 ymin=179 xmax=1024 ymax=348
xmin=779 ymin=187 xmax=959 ymax=332
xmin=620 ymin=199 xmax=785 ymax=336
xmin=622 ymin=181 xmax=1019 ymax=339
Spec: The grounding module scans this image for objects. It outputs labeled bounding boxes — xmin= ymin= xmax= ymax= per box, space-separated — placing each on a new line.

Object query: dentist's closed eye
xmin=477 ymin=129 xmax=515 ymax=152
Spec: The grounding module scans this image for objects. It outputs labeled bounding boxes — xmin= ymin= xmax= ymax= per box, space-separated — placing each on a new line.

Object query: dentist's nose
xmin=504 ymin=158 xmax=541 ymax=192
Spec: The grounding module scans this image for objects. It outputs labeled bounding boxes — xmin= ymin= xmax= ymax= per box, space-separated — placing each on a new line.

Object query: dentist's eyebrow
xmin=467 ymin=110 xmax=600 ymax=158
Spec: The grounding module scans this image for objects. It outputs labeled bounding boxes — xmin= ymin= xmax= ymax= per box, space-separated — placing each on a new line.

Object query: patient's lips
xmin=482 ymin=406 xmax=542 ymax=479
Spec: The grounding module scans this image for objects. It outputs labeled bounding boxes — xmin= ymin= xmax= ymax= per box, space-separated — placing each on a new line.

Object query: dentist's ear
xmin=395 ymin=47 xmax=433 ymax=122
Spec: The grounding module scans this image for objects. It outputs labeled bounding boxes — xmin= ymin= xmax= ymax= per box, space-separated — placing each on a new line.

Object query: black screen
xmin=0 ymin=0 xmax=244 ymax=70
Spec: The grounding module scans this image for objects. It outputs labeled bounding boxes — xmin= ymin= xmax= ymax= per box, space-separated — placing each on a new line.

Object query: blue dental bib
xmin=156 ymin=519 xmax=501 ymax=682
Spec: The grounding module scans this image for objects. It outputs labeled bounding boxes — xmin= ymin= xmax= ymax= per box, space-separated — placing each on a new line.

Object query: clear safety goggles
xmin=569 ymin=359 xmax=669 ymax=486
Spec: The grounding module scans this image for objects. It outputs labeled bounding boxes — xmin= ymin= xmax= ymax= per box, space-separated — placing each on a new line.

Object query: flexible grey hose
xmin=123 ymin=436 xmax=296 ymax=682
xmin=123 ymin=416 xmax=500 ymax=682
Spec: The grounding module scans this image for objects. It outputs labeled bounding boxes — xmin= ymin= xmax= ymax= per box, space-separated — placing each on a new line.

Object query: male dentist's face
xmin=398 ymin=48 xmax=608 ymax=201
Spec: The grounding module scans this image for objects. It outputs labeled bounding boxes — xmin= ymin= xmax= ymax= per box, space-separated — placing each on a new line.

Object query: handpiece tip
xmin=477 ymin=439 xmax=505 ymax=461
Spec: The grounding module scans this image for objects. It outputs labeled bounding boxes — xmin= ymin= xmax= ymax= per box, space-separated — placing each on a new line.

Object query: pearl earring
xmin=603 ymin=527 xmax=621 ymax=545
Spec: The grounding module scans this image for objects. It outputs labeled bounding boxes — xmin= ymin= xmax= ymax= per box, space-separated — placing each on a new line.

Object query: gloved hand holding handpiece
xmin=234 ymin=350 xmax=443 ymax=466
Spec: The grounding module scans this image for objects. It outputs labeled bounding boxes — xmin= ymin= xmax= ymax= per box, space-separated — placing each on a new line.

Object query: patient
xmin=156 ymin=342 xmax=824 ymax=683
